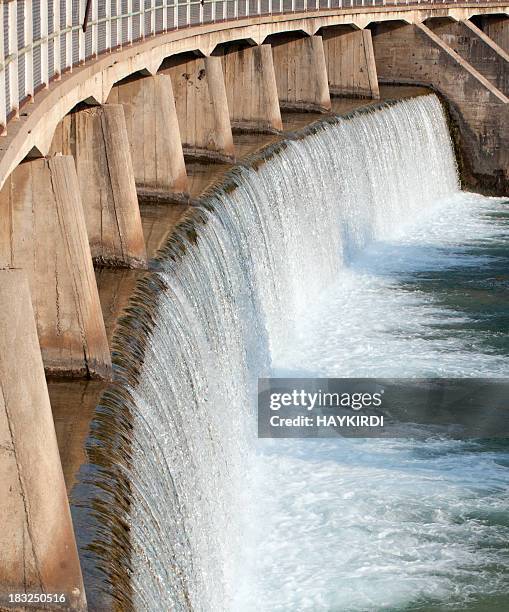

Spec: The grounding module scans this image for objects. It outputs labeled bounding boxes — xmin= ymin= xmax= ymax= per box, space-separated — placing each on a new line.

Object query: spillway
xmin=75 ymin=94 xmax=509 ymax=611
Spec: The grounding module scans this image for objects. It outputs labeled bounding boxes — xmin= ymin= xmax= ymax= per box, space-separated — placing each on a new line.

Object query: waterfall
xmin=80 ymin=95 xmax=462 ymax=610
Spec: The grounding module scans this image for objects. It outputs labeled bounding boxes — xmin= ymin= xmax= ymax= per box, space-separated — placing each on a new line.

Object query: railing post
xmin=53 ymin=0 xmax=61 ymax=77
xmin=140 ymin=0 xmax=146 ymax=38
xmin=66 ymin=0 xmax=73 ymax=69
xmin=78 ymin=0 xmax=85 ymax=62
xmin=187 ymin=0 xmax=191 ymax=26
xmin=162 ymin=0 xmax=167 ymax=31
xmin=26 ymin=0 xmax=34 ymax=97
xmin=128 ymin=0 xmax=133 ymax=43
xmin=40 ymin=2 xmax=49 ymax=91
xmin=0 ymin=9 xmax=6 ymax=131
xmin=151 ymin=0 xmax=156 ymax=34
xmin=116 ymin=0 xmax=122 ymax=48
xmin=92 ymin=0 xmax=98 ymax=56
xmin=105 ymin=0 xmax=112 ymax=49
xmin=8 ymin=0 xmax=18 ymax=117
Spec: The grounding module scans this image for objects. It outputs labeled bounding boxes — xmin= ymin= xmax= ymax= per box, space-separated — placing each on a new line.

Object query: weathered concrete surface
xmin=0 ymin=156 xmax=112 ymax=378
xmin=269 ymin=34 xmax=332 ymax=112
xmin=475 ymin=14 xmax=509 ymax=53
xmin=0 ymin=270 xmax=87 ymax=611
xmin=161 ymin=55 xmax=235 ymax=161
xmin=321 ymin=27 xmax=380 ymax=98
xmin=217 ymin=43 xmax=283 ymax=133
xmin=428 ymin=18 xmax=509 ymax=95
xmin=51 ymin=105 xmax=147 ymax=268
xmin=107 ymin=74 xmax=189 ymax=202
xmin=372 ymin=22 xmax=509 ymax=195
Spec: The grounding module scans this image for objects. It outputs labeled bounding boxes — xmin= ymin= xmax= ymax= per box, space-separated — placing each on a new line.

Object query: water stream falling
xmin=78 ymin=95 xmax=509 ymax=611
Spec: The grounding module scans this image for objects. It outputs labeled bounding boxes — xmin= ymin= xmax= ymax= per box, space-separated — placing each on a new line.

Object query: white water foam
xmin=276 ymin=192 xmax=509 ymax=379
xmin=243 ymin=191 xmax=509 ymax=612
xmin=126 ymin=95 xmax=509 ymax=611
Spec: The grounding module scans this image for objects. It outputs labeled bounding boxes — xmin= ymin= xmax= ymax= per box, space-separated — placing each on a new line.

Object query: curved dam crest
xmin=70 ymin=94 xmax=470 ymax=610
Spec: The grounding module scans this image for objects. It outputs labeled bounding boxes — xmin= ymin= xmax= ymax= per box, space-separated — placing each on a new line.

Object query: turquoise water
xmin=248 ymin=194 xmax=509 ymax=611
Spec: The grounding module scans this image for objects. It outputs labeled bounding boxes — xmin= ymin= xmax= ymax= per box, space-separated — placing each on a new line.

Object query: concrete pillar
xmin=51 ymin=105 xmax=147 ymax=269
xmin=218 ymin=44 xmax=283 ymax=133
xmin=428 ymin=18 xmax=509 ymax=96
xmin=321 ymin=28 xmax=380 ymax=99
xmin=0 ymin=156 xmax=112 ymax=379
xmin=0 ymin=270 xmax=87 ymax=611
xmin=160 ymin=55 xmax=235 ymax=162
xmin=372 ymin=22 xmax=509 ymax=196
xmin=475 ymin=15 xmax=509 ymax=53
xmin=270 ymin=34 xmax=331 ymax=112
xmin=107 ymin=74 xmax=189 ymax=203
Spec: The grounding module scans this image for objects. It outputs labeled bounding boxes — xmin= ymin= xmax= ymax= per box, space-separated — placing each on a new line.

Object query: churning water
xmin=92 ymin=95 xmax=509 ymax=611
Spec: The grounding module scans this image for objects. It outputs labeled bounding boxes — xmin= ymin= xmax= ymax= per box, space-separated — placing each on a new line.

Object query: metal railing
xmin=0 ymin=0 xmax=505 ymax=131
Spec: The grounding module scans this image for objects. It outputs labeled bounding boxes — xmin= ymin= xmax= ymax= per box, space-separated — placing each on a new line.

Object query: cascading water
xmin=79 ymin=94 xmax=509 ymax=611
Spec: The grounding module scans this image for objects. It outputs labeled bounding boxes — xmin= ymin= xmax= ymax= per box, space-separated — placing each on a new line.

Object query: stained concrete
xmin=217 ymin=43 xmax=283 ymax=133
xmin=372 ymin=21 xmax=509 ymax=196
xmin=269 ymin=34 xmax=332 ymax=112
xmin=107 ymin=74 xmax=189 ymax=202
xmin=322 ymin=27 xmax=380 ymax=99
xmin=0 ymin=270 xmax=87 ymax=611
xmin=51 ymin=105 xmax=147 ymax=269
xmin=0 ymin=156 xmax=112 ymax=379
xmin=160 ymin=54 xmax=235 ymax=162
xmin=428 ymin=18 xmax=509 ymax=96
xmin=475 ymin=14 xmax=509 ymax=53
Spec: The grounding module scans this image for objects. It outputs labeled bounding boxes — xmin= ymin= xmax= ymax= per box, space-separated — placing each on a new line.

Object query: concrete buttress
xmin=51 ymin=105 xmax=147 ymax=268
xmin=269 ymin=34 xmax=332 ymax=112
xmin=218 ymin=43 xmax=283 ymax=133
xmin=0 ymin=269 xmax=87 ymax=611
xmin=0 ymin=156 xmax=112 ymax=379
xmin=321 ymin=28 xmax=380 ymax=99
xmin=107 ymin=74 xmax=189 ymax=202
xmin=161 ymin=55 xmax=235 ymax=162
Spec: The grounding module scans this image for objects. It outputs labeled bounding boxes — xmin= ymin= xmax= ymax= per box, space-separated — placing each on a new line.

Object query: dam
xmin=0 ymin=1 xmax=508 ymax=611
xmin=75 ymin=94 xmax=509 ymax=611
